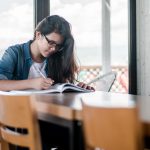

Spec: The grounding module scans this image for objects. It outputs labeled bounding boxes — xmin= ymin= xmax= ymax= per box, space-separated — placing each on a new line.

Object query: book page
xmin=4 ymin=85 xmax=61 ymax=95
xmin=10 ymin=86 xmax=60 ymax=94
xmin=0 ymin=90 xmax=32 ymax=95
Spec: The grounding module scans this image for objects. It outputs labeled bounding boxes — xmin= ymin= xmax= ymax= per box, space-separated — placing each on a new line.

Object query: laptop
xmin=87 ymin=71 xmax=117 ymax=92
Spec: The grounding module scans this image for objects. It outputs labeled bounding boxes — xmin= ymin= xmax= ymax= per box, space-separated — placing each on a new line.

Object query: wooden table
xmin=35 ymin=92 xmax=84 ymax=150
xmin=34 ymin=91 xmax=150 ymax=150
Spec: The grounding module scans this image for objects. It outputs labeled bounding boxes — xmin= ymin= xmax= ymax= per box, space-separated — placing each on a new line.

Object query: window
xmin=111 ymin=1 xmax=128 ymax=66
xmin=50 ymin=0 xmax=101 ymax=66
xmin=45 ymin=0 xmax=129 ymax=93
xmin=111 ymin=0 xmax=128 ymax=92
xmin=0 ymin=0 xmax=33 ymax=55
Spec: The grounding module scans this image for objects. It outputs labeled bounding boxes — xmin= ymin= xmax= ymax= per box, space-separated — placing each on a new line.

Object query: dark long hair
xmin=34 ymin=15 xmax=78 ymax=83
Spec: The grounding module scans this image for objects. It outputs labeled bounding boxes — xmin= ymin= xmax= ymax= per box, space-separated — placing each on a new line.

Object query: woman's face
xmin=37 ymin=32 xmax=64 ymax=58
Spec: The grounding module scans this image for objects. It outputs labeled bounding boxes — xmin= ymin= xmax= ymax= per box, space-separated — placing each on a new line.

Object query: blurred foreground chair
xmin=0 ymin=124 xmax=9 ymax=150
xmin=82 ymin=98 xmax=143 ymax=150
xmin=0 ymin=95 xmax=42 ymax=150
xmin=87 ymin=71 xmax=117 ymax=92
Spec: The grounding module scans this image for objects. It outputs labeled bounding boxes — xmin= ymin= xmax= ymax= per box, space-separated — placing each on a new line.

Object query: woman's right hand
xmin=30 ymin=77 xmax=54 ymax=90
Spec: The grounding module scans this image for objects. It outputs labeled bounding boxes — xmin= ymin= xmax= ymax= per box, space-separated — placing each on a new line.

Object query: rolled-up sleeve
xmin=0 ymin=47 xmax=17 ymax=80
xmin=0 ymin=74 xmax=8 ymax=80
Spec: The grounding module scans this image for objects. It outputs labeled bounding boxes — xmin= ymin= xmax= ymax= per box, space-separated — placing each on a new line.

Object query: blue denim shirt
xmin=0 ymin=40 xmax=48 ymax=80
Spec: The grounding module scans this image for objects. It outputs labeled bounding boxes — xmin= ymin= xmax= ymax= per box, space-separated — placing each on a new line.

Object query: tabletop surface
xmin=34 ymin=91 xmax=150 ymax=123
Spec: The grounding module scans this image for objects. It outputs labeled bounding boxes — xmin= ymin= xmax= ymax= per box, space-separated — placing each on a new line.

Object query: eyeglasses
xmin=43 ymin=34 xmax=64 ymax=52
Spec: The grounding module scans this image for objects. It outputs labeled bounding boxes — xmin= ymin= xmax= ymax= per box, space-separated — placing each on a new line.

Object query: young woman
xmin=0 ymin=15 xmax=94 ymax=91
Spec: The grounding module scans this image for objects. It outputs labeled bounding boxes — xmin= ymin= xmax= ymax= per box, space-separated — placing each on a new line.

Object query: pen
xmin=38 ymin=70 xmax=46 ymax=79
xmin=33 ymin=65 xmax=46 ymax=79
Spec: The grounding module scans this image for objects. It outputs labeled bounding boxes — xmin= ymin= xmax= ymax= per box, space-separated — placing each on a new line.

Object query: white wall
xmin=136 ymin=0 xmax=150 ymax=95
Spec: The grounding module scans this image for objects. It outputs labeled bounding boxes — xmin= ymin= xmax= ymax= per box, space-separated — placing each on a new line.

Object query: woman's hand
xmin=30 ymin=77 xmax=54 ymax=90
xmin=77 ymin=82 xmax=95 ymax=91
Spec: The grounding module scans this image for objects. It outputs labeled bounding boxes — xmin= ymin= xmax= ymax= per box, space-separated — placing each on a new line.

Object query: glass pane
xmin=111 ymin=0 xmax=128 ymax=93
xmin=50 ymin=0 xmax=102 ymax=66
xmin=50 ymin=0 xmax=129 ymax=93
xmin=0 ymin=0 xmax=33 ymax=55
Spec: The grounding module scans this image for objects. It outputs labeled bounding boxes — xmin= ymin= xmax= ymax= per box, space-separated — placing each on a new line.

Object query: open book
xmin=0 ymin=83 xmax=92 ymax=95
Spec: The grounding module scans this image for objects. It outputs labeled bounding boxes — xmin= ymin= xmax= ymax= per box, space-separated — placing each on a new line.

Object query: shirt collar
xmin=23 ymin=40 xmax=48 ymax=65
xmin=23 ymin=40 xmax=33 ymax=61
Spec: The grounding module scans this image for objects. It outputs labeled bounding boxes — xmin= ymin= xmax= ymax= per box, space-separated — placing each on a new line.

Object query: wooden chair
xmin=0 ymin=95 xmax=42 ymax=150
xmin=82 ymin=99 xmax=144 ymax=150
xmin=0 ymin=128 xmax=9 ymax=150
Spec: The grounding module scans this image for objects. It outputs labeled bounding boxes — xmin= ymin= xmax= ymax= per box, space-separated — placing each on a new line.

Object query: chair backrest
xmin=0 ymin=131 xmax=9 ymax=150
xmin=87 ymin=71 xmax=117 ymax=92
xmin=82 ymin=99 xmax=143 ymax=150
xmin=0 ymin=124 xmax=9 ymax=150
xmin=0 ymin=95 xmax=42 ymax=150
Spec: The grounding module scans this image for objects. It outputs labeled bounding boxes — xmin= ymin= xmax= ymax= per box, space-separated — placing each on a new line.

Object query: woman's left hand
xmin=77 ymin=82 xmax=95 ymax=91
